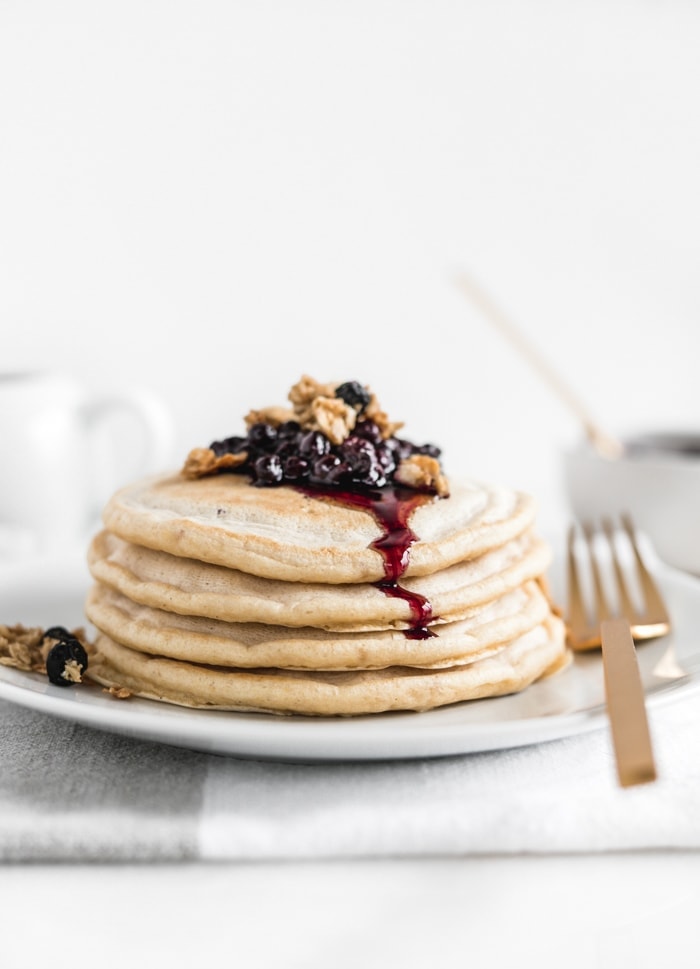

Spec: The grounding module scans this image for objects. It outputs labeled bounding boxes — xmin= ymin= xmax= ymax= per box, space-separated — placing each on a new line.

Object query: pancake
xmin=85 ymin=579 xmax=551 ymax=671
xmin=87 ymin=614 xmax=568 ymax=716
xmin=88 ymin=529 xmax=551 ymax=630
xmin=101 ymin=472 xmax=536 ymax=583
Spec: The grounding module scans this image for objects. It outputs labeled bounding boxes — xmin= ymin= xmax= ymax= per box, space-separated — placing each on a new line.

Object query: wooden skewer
xmin=453 ymin=271 xmax=624 ymax=460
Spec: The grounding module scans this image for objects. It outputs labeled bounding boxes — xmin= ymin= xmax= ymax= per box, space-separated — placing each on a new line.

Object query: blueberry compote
xmin=209 ymin=408 xmax=445 ymax=640
xmin=209 ymin=417 xmax=442 ymax=493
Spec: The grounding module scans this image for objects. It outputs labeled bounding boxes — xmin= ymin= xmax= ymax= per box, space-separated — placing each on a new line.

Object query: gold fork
xmin=567 ymin=514 xmax=671 ymax=787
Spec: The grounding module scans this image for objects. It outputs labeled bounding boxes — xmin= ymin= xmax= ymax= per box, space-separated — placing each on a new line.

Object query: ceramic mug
xmin=0 ymin=371 xmax=174 ymax=556
xmin=563 ymin=431 xmax=700 ymax=575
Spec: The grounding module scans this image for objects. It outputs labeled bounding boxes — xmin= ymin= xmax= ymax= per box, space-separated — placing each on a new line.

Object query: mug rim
xmin=567 ymin=429 xmax=700 ymax=465
xmin=624 ymin=430 xmax=700 ymax=453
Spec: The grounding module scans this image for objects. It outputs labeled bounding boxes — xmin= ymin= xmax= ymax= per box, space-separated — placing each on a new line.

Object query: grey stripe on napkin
xmin=0 ymin=701 xmax=207 ymax=861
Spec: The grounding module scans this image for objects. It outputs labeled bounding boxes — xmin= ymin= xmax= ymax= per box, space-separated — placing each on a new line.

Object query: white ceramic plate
xmin=1 ymin=552 xmax=700 ymax=762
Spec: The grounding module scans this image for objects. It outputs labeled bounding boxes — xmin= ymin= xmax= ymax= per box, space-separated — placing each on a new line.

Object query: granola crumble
xmin=104 ymin=685 xmax=132 ymax=699
xmin=182 ymin=446 xmax=248 ymax=479
xmin=244 ymin=406 xmax=297 ymax=429
xmin=0 ymin=624 xmax=46 ymax=673
xmin=395 ymin=455 xmax=450 ymax=497
xmin=288 ymin=374 xmax=338 ymax=413
xmin=307 ymin=396 xmax=357 ymax=445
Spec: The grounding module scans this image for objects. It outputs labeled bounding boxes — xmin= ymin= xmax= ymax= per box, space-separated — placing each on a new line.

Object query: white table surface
xmin=1 ymin=854 xmax=699 ymax=968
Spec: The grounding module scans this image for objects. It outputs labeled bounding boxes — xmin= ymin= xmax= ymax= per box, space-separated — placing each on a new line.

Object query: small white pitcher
xmin=0 ymin=371 xmax=174 ymax=557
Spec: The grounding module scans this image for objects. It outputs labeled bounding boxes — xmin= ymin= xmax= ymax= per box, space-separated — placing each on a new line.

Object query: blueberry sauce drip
xmin=299 ymin=484 xmax=437 ymax=640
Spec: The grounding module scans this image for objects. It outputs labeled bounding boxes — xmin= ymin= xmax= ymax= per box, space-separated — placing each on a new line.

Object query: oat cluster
xmin=0 ymin=624 xmax=48 ymax=673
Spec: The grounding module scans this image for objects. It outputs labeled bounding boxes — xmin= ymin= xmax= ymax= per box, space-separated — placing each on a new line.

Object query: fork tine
xmin=582 ymin=520 xmax=615 ymax=622
xmin=566 ymin=524 xmax=598 ymax=650
xmin=567 ymin=525 xmax=586 ymax=634
xmin=621 ymin=514 xmax=672 ymax=634
xmin=566 ymin=516 xmax=672 ymax=649
xmin=602 ymin=517 xmax=637 ymax=619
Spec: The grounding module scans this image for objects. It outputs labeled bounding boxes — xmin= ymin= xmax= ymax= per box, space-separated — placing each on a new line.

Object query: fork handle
xmin=600 ymin=619 xmax=657 ymax=788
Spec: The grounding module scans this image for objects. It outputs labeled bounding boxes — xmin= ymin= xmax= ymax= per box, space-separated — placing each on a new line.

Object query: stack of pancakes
xmin=85 ymin=471 xmax=567 ymax=716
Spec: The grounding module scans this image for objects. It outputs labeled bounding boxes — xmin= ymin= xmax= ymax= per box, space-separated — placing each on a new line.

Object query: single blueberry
xmin=415 ymin=443 xmax=442 ymax=459
xmin=46 ymin=639 xmax=88 ymax=687
xmin=274 ymin=438 xmax=299 ymax=460
xmin=210 ymin=435 xmax=247 ymax=457
xmin=374 ymin=442 xmax=397 ymax=475
xmin=339 ymin=436 xmax=376 ymax=475
xmin=353 ymin=420 xmax=382 ymax=443
xmin=358 ymin=464 xmax=387 ymax=488
xmin=283 ymin=456 xmax=310 ymax=481
xmin=299 ymin=430 xmax=331 ymax=459
xmin=335 ymin=381 xmax=371 ymax=412
xmin=247 ymin=422 xmax=278 ymax=451
xmin=277 ymin=420 xmax=302 ymax=439
xmin=311 ymin=454 xmax=343 ymax=482
xmin=252 ymin=453 xmax=284 ymax=485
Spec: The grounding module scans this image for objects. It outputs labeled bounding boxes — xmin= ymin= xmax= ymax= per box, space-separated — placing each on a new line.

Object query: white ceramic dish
xmin=1 ymin=554 xmax=700 ymax=762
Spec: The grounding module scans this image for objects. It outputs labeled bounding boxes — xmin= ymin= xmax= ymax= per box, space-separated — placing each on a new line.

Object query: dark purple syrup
xmin=299 ymin=484 xmax=438 ymax=639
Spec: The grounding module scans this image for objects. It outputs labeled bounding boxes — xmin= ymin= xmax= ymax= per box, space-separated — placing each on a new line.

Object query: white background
xmin=2 ymin=0 xmax=700 ymax=535
xmin=2 ymin=3 xmax=700 ymax=966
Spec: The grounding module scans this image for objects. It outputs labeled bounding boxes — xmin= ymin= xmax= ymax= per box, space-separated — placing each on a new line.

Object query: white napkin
xmin=2 ymin=689 xmax=699 ymax=862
